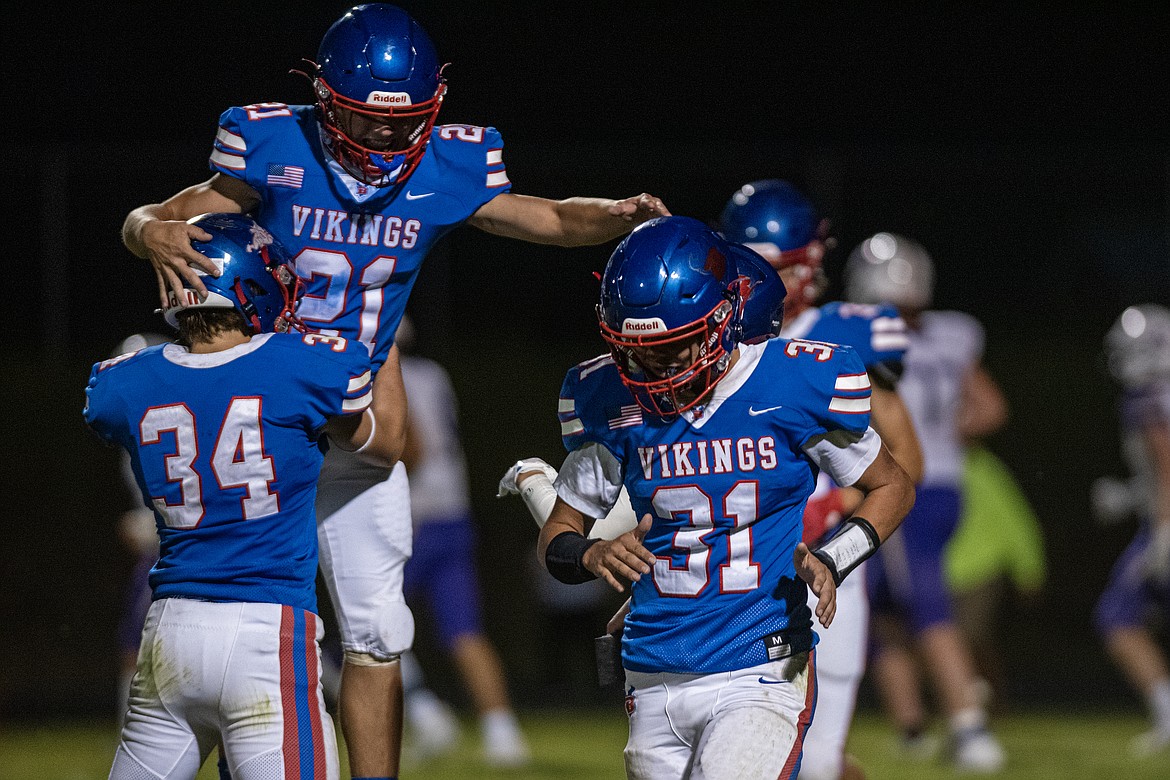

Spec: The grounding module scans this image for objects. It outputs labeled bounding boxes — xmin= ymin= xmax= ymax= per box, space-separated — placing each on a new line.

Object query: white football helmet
xmin=844 ymin=232 xmax=934 ymax=310
xmin=1105 ymin=304 xmax=1170 ymax=389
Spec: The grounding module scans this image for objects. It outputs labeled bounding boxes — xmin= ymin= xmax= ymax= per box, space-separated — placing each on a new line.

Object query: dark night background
xmin=3 ymin=2 xmax=1169 ymax=721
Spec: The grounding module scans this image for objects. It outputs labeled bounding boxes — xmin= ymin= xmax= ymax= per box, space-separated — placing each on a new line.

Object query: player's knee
xmin=346 ymin=600 xmax=415 ymax=663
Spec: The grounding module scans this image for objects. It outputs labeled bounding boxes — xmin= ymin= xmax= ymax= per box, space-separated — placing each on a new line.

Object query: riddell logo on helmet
xmin=169 ymin=289 xmax=202 ymax=308
xmin=622 ymin=318 xmax=667 ymax=334
xmin=367 ymin=91 xmax=412 ymax=106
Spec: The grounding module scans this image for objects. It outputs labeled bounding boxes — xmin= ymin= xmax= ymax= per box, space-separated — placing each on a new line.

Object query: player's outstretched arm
xmin=467 ymin=192 xmax=669 ymax=247
xmin=122 ymin=174 xmax=260 ymax=308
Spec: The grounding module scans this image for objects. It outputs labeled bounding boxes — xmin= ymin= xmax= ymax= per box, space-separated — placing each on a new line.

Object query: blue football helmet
xmin=727 ymin=243 xmax=786 ymax=344
xmin=307 ymin=4 xmax=447 ymax=186
xmin=719 ymin=179 xmax=830 ymax=316
xmin=163 ymin=213 xmax=305 ymax=335
xmin=598 ymin=216 xmax=754 ymax=417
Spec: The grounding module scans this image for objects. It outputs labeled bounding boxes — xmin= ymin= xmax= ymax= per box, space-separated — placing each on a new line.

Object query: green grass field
xmin=2 ymin=708 xmax=1167 ymax=779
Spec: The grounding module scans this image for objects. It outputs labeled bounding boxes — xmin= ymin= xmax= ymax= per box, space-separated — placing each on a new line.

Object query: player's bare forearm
xmin=538 ymin=498 xmax=591 ymax=559
xmin=123 ymin=175 xmax=257 ymax=307
xmin=849 ymin=443 xmax=916 ymax=541
xmin=468 ymin=192 xmax=669 ymax=247
xmin=870 ymin=385 xmax=924 ymax=483
xmin=367 ymin=346 xmax=409 ymax=466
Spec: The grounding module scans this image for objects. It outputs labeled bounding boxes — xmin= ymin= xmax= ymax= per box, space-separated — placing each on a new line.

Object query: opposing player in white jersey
xmin=119 ymin=5 xmax=668 ymax=776
xmin=719 ymin=180 xmax=922 ymax=780
xmin=844 ymin=233 xmax=1008 ymax=772
xmin=1093 ymin=304 xmax=1170 ymax=756
xmin=394 ymin=317 xmax=531 ymax=767
xmin=87 ymin=214 xmax=405 ymax=779
xmin=535 ymin=217 xmax=916 ymax=779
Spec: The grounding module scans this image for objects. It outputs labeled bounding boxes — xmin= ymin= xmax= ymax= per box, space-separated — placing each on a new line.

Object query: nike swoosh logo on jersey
xmin=748 ymin=405 xmax=784 ymax=416
xmin=758 ymin=677 xmax=788 ymax=685
xmin=405 ymin=191 xmax=435 ymax=200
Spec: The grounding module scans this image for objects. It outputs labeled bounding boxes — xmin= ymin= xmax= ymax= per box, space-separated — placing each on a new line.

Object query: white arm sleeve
xmin=802 ymin=426 xmax=882 ymax=487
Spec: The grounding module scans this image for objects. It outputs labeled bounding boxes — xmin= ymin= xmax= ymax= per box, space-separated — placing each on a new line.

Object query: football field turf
xmin=2 ymin=708 xmax=1167 ymax=779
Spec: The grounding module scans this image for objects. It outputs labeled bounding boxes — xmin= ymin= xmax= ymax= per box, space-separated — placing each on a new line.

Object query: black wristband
xmin=811 ymin=516 xmax=880 ymax=586
xmin=546 ymin=531 xmax=601 ymax=584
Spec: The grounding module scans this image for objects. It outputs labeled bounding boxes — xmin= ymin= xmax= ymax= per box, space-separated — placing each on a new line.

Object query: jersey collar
xmin=162 ymin=333 xmax=273 ymax=368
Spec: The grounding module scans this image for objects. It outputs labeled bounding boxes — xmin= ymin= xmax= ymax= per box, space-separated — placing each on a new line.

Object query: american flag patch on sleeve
xmin=607 ymin=404 xmax=643 ymax=430
xmin=267 ymin=164 xmax=304 ymax=189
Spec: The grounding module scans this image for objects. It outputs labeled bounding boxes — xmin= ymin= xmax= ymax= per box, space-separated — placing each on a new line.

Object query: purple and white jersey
xmin=211 ymin=104 xmax=510 ymax=370
xmin=555 ymin=338 xmax=882 ymax=674
xmin=898 ymin=310 xmax=985 ymax=487
xmin=1119 ymin=380 xmax=1170 ymax=522
xmin=84 ymin=333 xmax=372 ymax=613
xmin=401 ymin=354 xmax=471 ymax=525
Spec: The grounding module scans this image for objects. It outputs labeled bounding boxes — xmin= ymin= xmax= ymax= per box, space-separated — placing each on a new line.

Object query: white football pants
xmin=110 ymin=598 xmax=338 ymax=780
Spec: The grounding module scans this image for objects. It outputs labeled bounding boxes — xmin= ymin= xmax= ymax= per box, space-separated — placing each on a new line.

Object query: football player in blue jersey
xmin=119 ymin=5 xmax=668 ymax=777
xmin=844 ymin=232 xmax=1008 ymax=772
xmin=719 ymin=179 xmax=924 ymax=780
xmin=1093 ymin=304 xmax=1170 ymax=757
xmin=534 ymin=216 xmax=915 ymax=780
xmin=88 ymin=214 xmax=406 ymax=780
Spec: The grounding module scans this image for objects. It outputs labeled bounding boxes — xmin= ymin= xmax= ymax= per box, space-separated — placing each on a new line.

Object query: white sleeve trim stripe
xmin=486 ymin=170 xmax=510 ymax=187
xmin=561 ymin=419 xmax=585 ymax=436
xmin=343 ymin=390 xmax=373 ymax=412
xmin=829 ymin=396 xmax=871 ymax=414
xmin=871 ymin=316 xmax=906 ymax=332
xmin=558 ymin=398 xmax=575 ymax=413
xmin=210 ymin=148 xmax=246 ymax=171
xmin=486 ymin=148 xmax=503 ymax=165
xmin=216 ymin=127 xmax=246 ymax=151
xmin=872 ymin=333 xmax=910 ymax=351
xmin=835 ymin=373 xmax=871 ymax=391
xmin=347 ymin=370 xmax=372 ymax=393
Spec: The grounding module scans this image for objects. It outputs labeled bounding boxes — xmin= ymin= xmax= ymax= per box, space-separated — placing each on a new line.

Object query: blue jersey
xmin=210 ymin=104 xmax=510 ymax=369
xmin=783 ymin=301 xmax=908 ymax=380
xmin=556 ymin=339 xmax=880 ymax=674
xmin=83 ymin=333 xmax=373 ymax=613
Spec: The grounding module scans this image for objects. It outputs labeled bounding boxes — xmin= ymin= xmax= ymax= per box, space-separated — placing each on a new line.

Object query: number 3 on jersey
xmin=650 ymin=481 xmax=761 ymax=596
xmin=140 ymin=398 xmax=278 ymax=529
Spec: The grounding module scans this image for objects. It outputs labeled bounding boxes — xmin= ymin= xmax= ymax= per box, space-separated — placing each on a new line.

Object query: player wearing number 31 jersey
xmin=538 ymin=217 xmax=915 ymax=780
